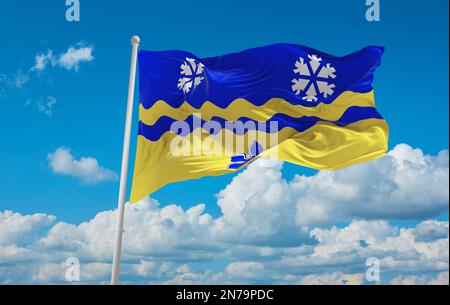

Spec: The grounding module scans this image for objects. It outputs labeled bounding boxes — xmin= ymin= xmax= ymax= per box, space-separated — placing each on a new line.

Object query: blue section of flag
xmin=227 ymin=141 xmax=264 ymax=170
xmin=138 ymin=43 xmax=384 ymax=109
xmin=138 ymin=106 xmax=383 ymax=141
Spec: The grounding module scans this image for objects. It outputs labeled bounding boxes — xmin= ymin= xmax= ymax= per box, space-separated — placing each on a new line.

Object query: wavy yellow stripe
xmin=139 ymin=91 xmax=376 ymax=126
xmin=130 ymin=118 xmax=388 ymax=203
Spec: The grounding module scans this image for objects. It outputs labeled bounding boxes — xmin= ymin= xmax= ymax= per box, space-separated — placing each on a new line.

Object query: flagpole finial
xmin=131 ymin=35 xmax=140 ymax=45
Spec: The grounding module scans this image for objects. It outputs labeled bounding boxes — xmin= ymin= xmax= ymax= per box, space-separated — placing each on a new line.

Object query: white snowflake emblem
xmin=291 ymin=54 xmax=336 ymax=102
xmin=177 ymin=57 xmax=205 ymax=93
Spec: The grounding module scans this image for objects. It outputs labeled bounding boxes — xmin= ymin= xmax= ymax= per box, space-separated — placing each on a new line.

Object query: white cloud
xmin=2 ymin=42 xmax=94 ymax=98
xmin=0 ymin=199 xmax=448 ymax=284
xmin=161 ymin=264 xmax=216 ymax=285
xmin=30 ymin=43 xmax=94 ymax=72
xmin=299 ymin=272 xmax=365 ymax=285
xmin=0 ymin=143 xmax=448 ymax=284
xmin=216 ymin=144 xmax=449 ymax=236
xmin=24 ymin=96 xmax=56 ymax=118
xmin=37 ymin=96 xmax=57 ymax=117
xmin=306 ymin=219 xmax=449 ymax=274
xmin=213 ymin=161 xmax=309 ymax=247
xmin=0 ymin=211 xmax=55 ymax=247
xmin=226 ymin=262 xmax=265 ymax=280
xmin=31 ymin=50 xmax=54 ymax=72
xmin=11 ymin=70 xmax=29 ymax=88
xmin=314 ymin=143 xmax=449 ymax=221
xmin=414 ymin=220 xmax=449 ymax=242
xmin=47 ymin=147 xmax=118 ymax=183
xmin=390 ymin=271 xmax=449 ymax=285
xmin=1 ymin=43 xmax=94 ymax=118
xmin=57 ymin=45 xmax=94 ymax=71
xmin=0 ymin=42 xmax=94 ymax=89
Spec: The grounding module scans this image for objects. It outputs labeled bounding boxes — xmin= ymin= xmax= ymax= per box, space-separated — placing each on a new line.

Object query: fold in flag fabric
xmin=130 ymin=43 xmax=388 ymax=203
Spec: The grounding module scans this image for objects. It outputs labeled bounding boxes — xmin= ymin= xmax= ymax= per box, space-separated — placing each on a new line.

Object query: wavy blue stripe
xmin=138 ymin=106 xmax=384 ymax=142
xmin=139 ymin=43 xmax=383 ymax=109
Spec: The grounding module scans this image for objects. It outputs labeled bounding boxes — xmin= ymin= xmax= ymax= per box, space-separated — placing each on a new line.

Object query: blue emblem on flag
xmin=228 ymin=141 xmax=264 ymax=170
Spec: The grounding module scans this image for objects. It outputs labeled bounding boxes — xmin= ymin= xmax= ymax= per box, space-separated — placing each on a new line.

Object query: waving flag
xmin=129 ymin=43 xmax=388 ymax=203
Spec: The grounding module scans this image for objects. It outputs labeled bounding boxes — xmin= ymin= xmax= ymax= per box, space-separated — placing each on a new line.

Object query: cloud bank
xmin=0 ymin=144 xmax=448 ymax=284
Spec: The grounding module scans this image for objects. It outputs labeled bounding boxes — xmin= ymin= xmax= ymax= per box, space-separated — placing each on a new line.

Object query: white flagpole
xmin=111 ymin=35 xmax=140 ymax=285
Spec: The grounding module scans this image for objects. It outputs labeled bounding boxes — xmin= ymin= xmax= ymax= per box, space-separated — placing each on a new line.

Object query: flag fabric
xmin=130 ymin=43 xmax=388 ymax=203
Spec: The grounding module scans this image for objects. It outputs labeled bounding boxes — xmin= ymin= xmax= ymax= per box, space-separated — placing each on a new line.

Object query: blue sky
xmin=0 ymin=0 xmax=448 ymax=284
